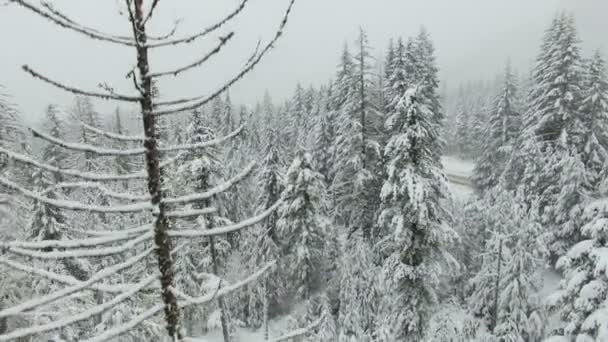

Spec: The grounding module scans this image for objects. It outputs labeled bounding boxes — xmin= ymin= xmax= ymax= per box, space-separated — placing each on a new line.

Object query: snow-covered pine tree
xmin=337 ymin=233 xmax=377 ymax=342
xmin=312 ymin=83 xmax=336 ymax=184
xmin=493 ymin=198 xmax=544 ymax=342
xmin=381 ymin=38 xmax=396 ymax=115
xmin=247 ymin=128 xmax=285 ymax=335
xmin=332 ymin=28 xmax=382 ymax=240
xmin=375 ymin=86 xmax=451 ymax=341
xmin=414 ymin=27 xmax=444 ymax=162
xmin=170 ymin=109 xmax=235 ymax=339
xmin=580 ymin=51 xmax=608 ymax=191
xmin=454 ymin=86 xmax=472 ymax=158
xmin=548 ymin=198 xmax=608 ymax=341
xmin=278 ymin=152 xmax=328 ymax=302
xmin=509 ymin=12 xmax=588 ymax=263
xmin=472 ymin=61 xmax=521 ymax=195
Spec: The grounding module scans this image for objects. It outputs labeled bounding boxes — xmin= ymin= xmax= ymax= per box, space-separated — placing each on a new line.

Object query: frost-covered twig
xmin=42 ymin=181 xmax=150 ymax=202
xmin=0 ymin=257 xmax=135 ymax=293
xmin=80 ymin=121 xmax=145 ymax=142
xmin=169 ymin=201 xmax=281 ymax=238
xmin=31 ymin=125 xmax=244 ymax=156
xmin=150 ymin=32 xmax=235 ymax=78
xmin=158 ymin=125 xmax=244 ymax=152
xmin=153 ymin=0 xmax=296 ymax=115
xmin=31 ymin=127 xmax=147 ymax=156
xmin=0 ymin=146 xmax=147 ymax=181
xmin=9 ymin=0 xmax=137 ymax=46
xmin=78 ymin=223 xmax=153 ymax=237
xmin=0 ymin=247 xmax=153 ymax=319
xmin=0 ymin=175 xmax=152 ymax=213
xmin=3 ymin=229 xmax=148 ymax=250
xmin=0 ymin=275 xmax=157 ymax=341
xmin=143 ymin=0 xmax=249 ymax=48
xmin=166 ymin=207 xmax=217 ymax=219
xmin=163 ymin=161 xmax=255 ymax=205
xmin=22 ymin=65 xmax=141 ymax=102
xmin=7 ymin=232 xmax=154 ymax=259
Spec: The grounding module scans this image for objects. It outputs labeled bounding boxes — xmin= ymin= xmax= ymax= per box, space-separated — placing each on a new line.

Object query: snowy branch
xmin=143 ymin=0 xmax=249 ymax=48
xmin=9 ymin=0 xmax=137 ymax=46
xmin=0 ymin=146 xmax=147 ymax=181
xmin=163 ymin=161 xmax=255 ymax=205
xmin=81 ymin=304 xmax=164 ymax=342
xmin=80 ymin=121 xmax=145 ymax=142
xmin=7 ymin=232 xmax=154 ymax=259
xmin=42 ymin=181 xmax=150 ymax=202
xmin=169 ymin=200 xmax=282 ymax=238
xmin=158 ymin=125 xmax=244 ymax=152
xmin=149 ymin=32 xmax=235 ymax=78
xmin=166 ymin=207 xmax=217 ymax=219
xmin=22 ymin=65 xmax=141 ymax=102
xmin=179 ymin=261 xmax=275 ymax=307
xmin=0 ymin=275 xmax=157 ymax=341
xmin=0 ymin=257 xmax=135 ymax=294
xmin=153 ymin=0 xmax=296 ymax=115
xmin=0 ymin=175 xmax=152 ymax=213
xmin=81 ymin=262 xmax=274 ymax=342
xmin=0 ymin=247 xmax=153 ymax=319
xmin=31 ymin=127 xmax=147 ymax=156
xmin=3 ymin=229 xmax=148 ymax=250
xmin=78 ymin=224 xmax=153 ymax=237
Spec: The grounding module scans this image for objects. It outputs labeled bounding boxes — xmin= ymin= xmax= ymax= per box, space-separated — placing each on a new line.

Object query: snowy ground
xmin=187 ymin=316 xmax=291 ymax=342
xmin=442 ymin=156 xmax=474 ymax=199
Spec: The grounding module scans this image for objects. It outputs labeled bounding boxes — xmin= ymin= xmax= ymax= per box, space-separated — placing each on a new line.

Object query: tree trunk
xmin=491 ymin=238 xmax=503 ymax=332
xmin=133 ymin=0 xmax=182 ymax=339
xmin=209 ymin=234 xmax=232 ymax=342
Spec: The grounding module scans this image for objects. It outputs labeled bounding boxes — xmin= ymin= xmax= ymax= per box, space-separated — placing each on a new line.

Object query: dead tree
xmin=0 ymin=0 xmax=322 ymax=341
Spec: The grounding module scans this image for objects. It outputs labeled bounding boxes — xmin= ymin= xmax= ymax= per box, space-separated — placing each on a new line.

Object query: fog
xmin=1 ymin=0 xmax=606 ymax=122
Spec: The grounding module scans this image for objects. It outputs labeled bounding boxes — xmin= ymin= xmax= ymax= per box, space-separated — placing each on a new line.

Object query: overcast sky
xmin=1 ymin=0 xmax=607 ymax=123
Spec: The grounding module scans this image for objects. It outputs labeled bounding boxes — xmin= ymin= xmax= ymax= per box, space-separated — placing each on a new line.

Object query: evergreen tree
xmin=172 ymin=109 xmax=235 ymax=340
xmin=375 ymin=86 xmax=451 ymax=341
xmin=472 ymin=62 xmax=521 ymax=195
xmin=510 ymin=13 xmax=588 ymax=262
xmin=580 ymin=51 xmax=608 ymax=190
xmin=247 ymin=129 xmax=285 ymax=333
xmin=278 ymin=152 xmax=328 ymax=301
xmin=332 ymin=28 xmax=381 ymax=240
xmin=549 ymin=199 xmax=608 ymax=341
xmin=312 ymin=83 xmax=336 ymax=184
xmin=414 ymin=27 xmax=444 ymax=161
xmin=454 ymin=86 xmax=472 ymax=158
xmin=338 ymin=234 xmax=377 ymax=342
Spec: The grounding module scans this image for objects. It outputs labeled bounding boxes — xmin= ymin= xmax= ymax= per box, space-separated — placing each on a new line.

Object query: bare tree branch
xmin=80 ymin=121 xmax=146 ymax=142
xmin=150 ymin=32 xmax=235 ymax=78
xmin=163 ymin=161 xmax=255 ymax=205
xmin=169 ymin=201 xmax=282 ymax=238
xmin=22 ymin=65 xmax=142 ymax=102
xmin=0 ymin=175 xmax=152 ymax=213
xmin=144 ymin=0 xmax=250 ymax=48
xmin=9 ymin=0 xmax=138 ymax=46
xmin=153 ymin=0 xmax=296 ymax=115
xmin=0 ymin=146 xmax=148 ymax=182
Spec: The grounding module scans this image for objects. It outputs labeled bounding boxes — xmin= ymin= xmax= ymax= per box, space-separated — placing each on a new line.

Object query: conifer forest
xmin=1 ymin=1 xmax=608 ymax=341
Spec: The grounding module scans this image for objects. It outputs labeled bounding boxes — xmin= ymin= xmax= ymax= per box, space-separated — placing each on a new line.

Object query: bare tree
xmin=0 ymin=1 xmax=327 ymax=341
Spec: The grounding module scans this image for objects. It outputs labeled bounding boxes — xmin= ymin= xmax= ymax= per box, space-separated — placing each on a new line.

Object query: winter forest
xmin=0 ymin=0 xmax=607 ymax=341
